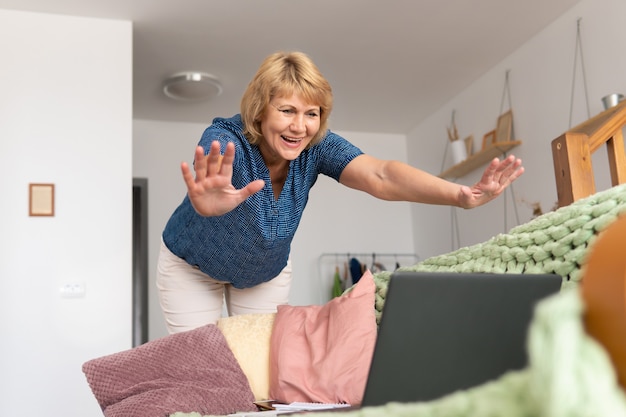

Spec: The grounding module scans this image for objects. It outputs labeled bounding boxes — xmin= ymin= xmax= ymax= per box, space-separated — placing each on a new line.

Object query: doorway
xmin=132 ymin=178 xmax=149 ymax=346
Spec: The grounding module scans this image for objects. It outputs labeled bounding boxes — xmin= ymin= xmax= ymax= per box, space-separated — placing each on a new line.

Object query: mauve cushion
xmin=82 ymin=324 xmax=256 ymax=417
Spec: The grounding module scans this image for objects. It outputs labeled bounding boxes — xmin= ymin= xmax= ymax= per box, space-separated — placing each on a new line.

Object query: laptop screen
xmin=361 ymin=271 xmax=562 ymax=406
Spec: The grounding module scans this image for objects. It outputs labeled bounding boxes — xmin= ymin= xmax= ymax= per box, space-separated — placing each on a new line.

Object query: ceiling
xmin=0 ymin=0 xmax=581 ymax=134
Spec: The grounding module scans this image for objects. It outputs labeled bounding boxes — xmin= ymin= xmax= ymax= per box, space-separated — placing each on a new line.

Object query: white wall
xmin=0 ymin=10 xmax=132 ymax=416
xmin=133 ymin=121 xmax=415 ymax=340
xmin=133 ymin=120 xmax=207 ymax=340
xmin=407 ymin=0 xmax=626 ymax=259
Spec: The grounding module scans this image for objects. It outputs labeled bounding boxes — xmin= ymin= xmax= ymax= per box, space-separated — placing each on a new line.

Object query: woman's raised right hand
xmin=181 ymin=141 xmax=265 ymax=216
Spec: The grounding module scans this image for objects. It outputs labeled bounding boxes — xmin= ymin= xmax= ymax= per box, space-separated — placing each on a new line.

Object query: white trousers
xmin=156 ymin=239 xmax=292 ymax=334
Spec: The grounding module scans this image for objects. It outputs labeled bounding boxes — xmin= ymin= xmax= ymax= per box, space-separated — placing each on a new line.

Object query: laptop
xmin=360 ymin=271 xmax=562 ymax=406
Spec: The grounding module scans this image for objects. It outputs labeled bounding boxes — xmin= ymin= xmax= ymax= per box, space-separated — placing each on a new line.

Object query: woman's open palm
xmin=181 ymin=141 xmax=265 ymax=216
xmin=458 ymin=155 xmax=524 ymax=208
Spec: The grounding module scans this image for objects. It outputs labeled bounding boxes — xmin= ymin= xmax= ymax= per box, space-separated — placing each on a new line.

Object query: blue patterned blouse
xmin=162 ymin=114 xmax=363 ymax=288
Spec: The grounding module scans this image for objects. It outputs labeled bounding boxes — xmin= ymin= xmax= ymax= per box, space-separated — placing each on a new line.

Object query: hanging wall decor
xmin=463 ymin=135 xmax=474 ymax=156
xmin=29 ymin=183 xmax=55 ymax=217
xmin=495 ymin=110 xmax=513 ymax=143
xmin=481 ymin=130 xmax=496 ymax=150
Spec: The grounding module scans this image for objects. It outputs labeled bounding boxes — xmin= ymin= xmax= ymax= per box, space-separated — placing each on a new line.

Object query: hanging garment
xmin=350 ymin=257 xmax=363 ymax=284
xmin=370 ymin=262 xmax=386 ymax=273
xmin=332 ymin=266 xmax=343 ymax=298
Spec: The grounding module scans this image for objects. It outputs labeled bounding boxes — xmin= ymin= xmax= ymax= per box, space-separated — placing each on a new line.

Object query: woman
xmin=157 ymin=51 xmax=524 ymax=333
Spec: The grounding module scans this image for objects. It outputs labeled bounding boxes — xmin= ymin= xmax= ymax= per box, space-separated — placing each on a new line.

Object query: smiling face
xmin=259 ymin=94 xmax=321 ymax=165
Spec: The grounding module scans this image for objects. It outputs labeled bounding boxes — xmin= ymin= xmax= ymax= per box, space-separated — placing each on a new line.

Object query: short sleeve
xmin=312 ymin=131 xmax=364 ymax=181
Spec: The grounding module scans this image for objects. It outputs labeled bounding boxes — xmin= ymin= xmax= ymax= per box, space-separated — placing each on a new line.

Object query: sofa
xmin=83 ymin=183 xmax=626 ymax=417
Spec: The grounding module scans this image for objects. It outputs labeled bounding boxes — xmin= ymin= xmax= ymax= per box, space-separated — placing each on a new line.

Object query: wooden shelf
xmin=439 ymin=140 xmax=522 ymax=179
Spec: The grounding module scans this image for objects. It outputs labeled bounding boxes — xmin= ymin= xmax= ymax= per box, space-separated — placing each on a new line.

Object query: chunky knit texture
xmin=369 ymin=183 xmax=626 ymax=324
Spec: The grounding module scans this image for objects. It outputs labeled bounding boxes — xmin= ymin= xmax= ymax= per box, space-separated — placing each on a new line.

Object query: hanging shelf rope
xmin=498 ymin=69 xmax=521 ymax=230
xmin=569 ymin=17 xmax=591 ymax=128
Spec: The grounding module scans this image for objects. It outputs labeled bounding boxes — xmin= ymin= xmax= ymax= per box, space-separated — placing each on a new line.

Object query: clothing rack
xmin=318 ymin=252 xmax=420 ymax=274
xmin=318 ymin=252 xmax=420 ymax=266
xmin=317 ymin=252 xmax=420 ymax=302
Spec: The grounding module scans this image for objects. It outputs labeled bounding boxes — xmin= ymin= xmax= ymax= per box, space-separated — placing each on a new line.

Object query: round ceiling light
xmin=162 ymin=71 xmax=223 ymax=102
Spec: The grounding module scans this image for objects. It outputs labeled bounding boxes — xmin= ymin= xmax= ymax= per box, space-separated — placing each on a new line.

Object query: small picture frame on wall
xmin=29 ymin=183 xmax=55 ymax=217
xmin=463 ymin=135 xmax=474 ymax=156
xmin=481 ymin=130 xmax=496 ymax=150
xmin=495 ymin=110 xmax=513 ymax=143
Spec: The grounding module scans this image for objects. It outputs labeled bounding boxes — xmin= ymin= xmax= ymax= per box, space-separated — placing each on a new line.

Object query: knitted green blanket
xmin=370 ymin=183 xmax=626 ymax=324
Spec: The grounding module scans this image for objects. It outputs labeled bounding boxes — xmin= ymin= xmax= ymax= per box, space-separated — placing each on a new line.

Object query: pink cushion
xmin=269 ymin=270 xmax=377 ymax=405
xmin=82 ymin=325 xmax=256 ymax=417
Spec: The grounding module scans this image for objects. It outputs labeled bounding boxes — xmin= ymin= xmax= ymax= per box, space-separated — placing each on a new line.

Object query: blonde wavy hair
xmin=240 ymin=51 xmax=333 ymax=148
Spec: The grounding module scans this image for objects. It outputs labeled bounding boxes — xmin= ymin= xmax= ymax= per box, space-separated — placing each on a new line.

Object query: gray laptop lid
xmin=361 ymin=271 xmax=562 ymax=406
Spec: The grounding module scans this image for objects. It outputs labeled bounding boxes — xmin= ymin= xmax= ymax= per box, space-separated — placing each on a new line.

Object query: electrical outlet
xmin=59 ymin=282 xmax=86 ymax=298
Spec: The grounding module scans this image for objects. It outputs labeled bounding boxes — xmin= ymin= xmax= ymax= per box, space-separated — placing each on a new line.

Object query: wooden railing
xmin=552 ymin=99 xmax=626 ymax=207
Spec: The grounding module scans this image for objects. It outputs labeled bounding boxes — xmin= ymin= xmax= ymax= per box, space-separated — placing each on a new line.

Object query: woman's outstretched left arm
xmin=339 ymin=154 xmax=524 ymax=209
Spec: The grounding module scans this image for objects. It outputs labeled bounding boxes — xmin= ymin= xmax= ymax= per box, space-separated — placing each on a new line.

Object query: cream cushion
xmin=217 ymin=313 xmax=276 ymax=401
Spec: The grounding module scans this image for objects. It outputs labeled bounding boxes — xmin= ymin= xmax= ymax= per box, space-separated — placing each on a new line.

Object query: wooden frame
xmin=552 ymin=99 xmax=626 ymax=207
xmin=29 ymin=183 xmax=55 ymax=216
xmin=481 ymin=130 xmax=496 ymax=150
xmin=495 ymin=110 xmax=513 ymax=143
